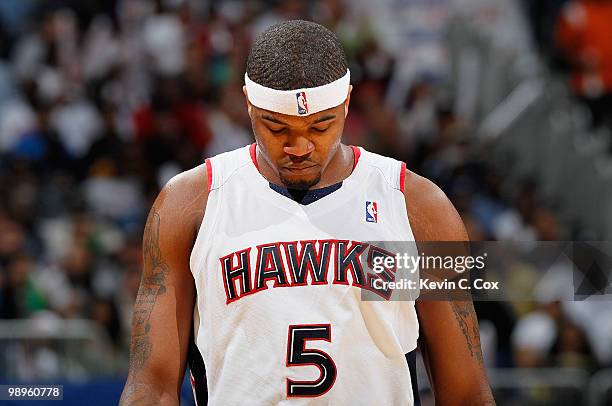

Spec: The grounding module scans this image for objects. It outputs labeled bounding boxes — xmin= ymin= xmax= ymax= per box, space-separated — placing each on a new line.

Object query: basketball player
xmin=120 ymin=20 xmax=494 ymax=405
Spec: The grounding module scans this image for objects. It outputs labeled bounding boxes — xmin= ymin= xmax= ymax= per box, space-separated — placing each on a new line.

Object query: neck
xmin=256 ymin=144 xmax=354 ymax=189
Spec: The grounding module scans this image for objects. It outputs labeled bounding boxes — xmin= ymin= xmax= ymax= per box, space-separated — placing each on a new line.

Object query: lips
xmin=283 ymin=165 xmax=317 ymax=173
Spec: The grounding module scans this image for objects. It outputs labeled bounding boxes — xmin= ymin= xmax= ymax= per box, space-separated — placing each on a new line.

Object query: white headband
xmin=244 ymin=69 xmax=350 ymax=116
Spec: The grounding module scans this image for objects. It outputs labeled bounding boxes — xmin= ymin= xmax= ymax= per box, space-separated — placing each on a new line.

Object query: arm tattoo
xmin=451 ymin=301 xmax=496 ymax=404
xmin=130 ymin=208 xmax=170 ymax=371
xmin=120 ymin=208 xmax=170 ymax=404
xmin=451 ymin=301 xmax=484 ymax=364
xmin=119 ymin=382 xmax=156 ymax=405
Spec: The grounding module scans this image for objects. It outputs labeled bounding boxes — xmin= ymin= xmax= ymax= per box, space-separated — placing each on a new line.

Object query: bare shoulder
xmin=402 ymin=170 xmax=468 ymax=242
xmin=152 ymin=162 xmax=209 ymax=239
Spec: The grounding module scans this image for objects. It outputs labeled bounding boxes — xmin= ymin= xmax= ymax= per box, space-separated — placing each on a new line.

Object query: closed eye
xmin=268 ymin=127 xmax=286 ymax=134
xmin=311 ymin=126 xmax=331 ymax=133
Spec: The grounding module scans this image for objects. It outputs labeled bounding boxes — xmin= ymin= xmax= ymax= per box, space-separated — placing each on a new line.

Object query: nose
xmin=283 ymin=137 xmax=314 ymax=158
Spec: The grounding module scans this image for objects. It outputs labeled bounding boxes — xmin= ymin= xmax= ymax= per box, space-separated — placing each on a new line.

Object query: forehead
xmin=252 ymin=104 xmax=343 ymax=126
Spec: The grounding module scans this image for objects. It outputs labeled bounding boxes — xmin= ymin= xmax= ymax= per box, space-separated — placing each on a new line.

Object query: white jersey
xmin=189 ymin=144 xmax=419 ymax=405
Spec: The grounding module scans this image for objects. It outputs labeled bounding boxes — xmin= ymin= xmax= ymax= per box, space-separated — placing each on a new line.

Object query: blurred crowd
xmin=527 ymin=0 xmax=612 ymax=131
xmin=0 ymin=0 xmax=611 ymax=385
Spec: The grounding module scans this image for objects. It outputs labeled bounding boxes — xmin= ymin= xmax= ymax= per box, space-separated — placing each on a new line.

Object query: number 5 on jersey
xmin=286 ymin=324 xmax=337 ymax=397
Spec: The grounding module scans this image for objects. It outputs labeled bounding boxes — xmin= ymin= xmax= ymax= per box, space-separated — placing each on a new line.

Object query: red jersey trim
xmin=250 ymin=143 xmax=260 ymax=172
xmin=399 ymin=162 xmax=407 ymax=192
xmin=350 ymin=145 xmax=361 ymax=170
xmin=205 ymin=158 xmax=212 ymax=192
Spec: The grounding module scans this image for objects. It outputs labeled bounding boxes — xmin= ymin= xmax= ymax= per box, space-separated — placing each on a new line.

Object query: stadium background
xmin=0 ymin=0 xmax=611 ymax=404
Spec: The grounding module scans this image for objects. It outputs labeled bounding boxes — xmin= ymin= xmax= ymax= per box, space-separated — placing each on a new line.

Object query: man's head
xmin=244 ymin=20 xmax=352 ymax=189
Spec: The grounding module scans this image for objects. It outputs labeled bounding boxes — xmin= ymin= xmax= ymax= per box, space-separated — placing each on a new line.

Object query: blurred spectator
xmin=555 ymin=0 xmax=612 ymax=129
xmin=0 ymin=96 xmax=36 ymax=153
xmin=550 ymin=319 xmax=597 ymax=371
xmin=512 ymin=302 xmax=561 ymax=368
xmin=205 ymin=86 xmax=252 ymax=157
xmin=142 ymin=1 xmax=186 ymax=76
xmin=523 ymin=0 xmax=569 ymax=58
xmin=88 ymin=296 xmax=123 ymax=350
xmin=0 ymin=254 xmax=47 ymax=318
xmin=565 ymin=300 xmax=612 ymax=366
xmin=0 ymin=211 xmax=28 ymax=262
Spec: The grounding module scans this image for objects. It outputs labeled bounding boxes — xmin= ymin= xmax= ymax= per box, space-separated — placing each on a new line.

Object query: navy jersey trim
xmin=406 ymin=349 xmax=420 ymax=406
xmin=188 ymin=338 xmax=207 ymax=405
xmin=269 ymin=181 xmax=343 ymax=205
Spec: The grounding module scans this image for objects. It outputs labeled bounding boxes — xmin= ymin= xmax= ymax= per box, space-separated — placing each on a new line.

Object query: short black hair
xmin=246 ymin=20 xmax=348 ymax=90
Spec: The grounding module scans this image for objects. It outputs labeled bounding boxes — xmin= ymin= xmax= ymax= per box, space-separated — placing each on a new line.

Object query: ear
xmin=343 ymin=85 xmax=353 ymax=118
xmin=243 ymin=85 xmax=253 ymax=119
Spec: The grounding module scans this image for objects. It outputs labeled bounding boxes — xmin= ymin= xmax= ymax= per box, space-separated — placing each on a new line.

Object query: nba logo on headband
xmin=244 ymin=69 xmax=349 ymax=116
xmin=296 ymin=92 xmax=308 ymax=115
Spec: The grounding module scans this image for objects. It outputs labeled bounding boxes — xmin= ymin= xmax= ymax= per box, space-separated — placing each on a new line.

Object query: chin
xmin=280 ymin=174 xmax=321 ymax=190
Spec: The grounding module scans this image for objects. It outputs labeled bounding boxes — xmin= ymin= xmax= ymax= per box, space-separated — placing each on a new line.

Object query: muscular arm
xmin=120 ymin=165 xmax=208 ymax=405
xmin=404 ymin=171 xmax=494 ymax=405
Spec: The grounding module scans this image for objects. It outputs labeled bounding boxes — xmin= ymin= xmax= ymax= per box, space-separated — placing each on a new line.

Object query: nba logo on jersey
xmin=296 ymin=91 xmax=308 ymax=115
xmin=366 ymin=201 xmax=377 ymax=223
